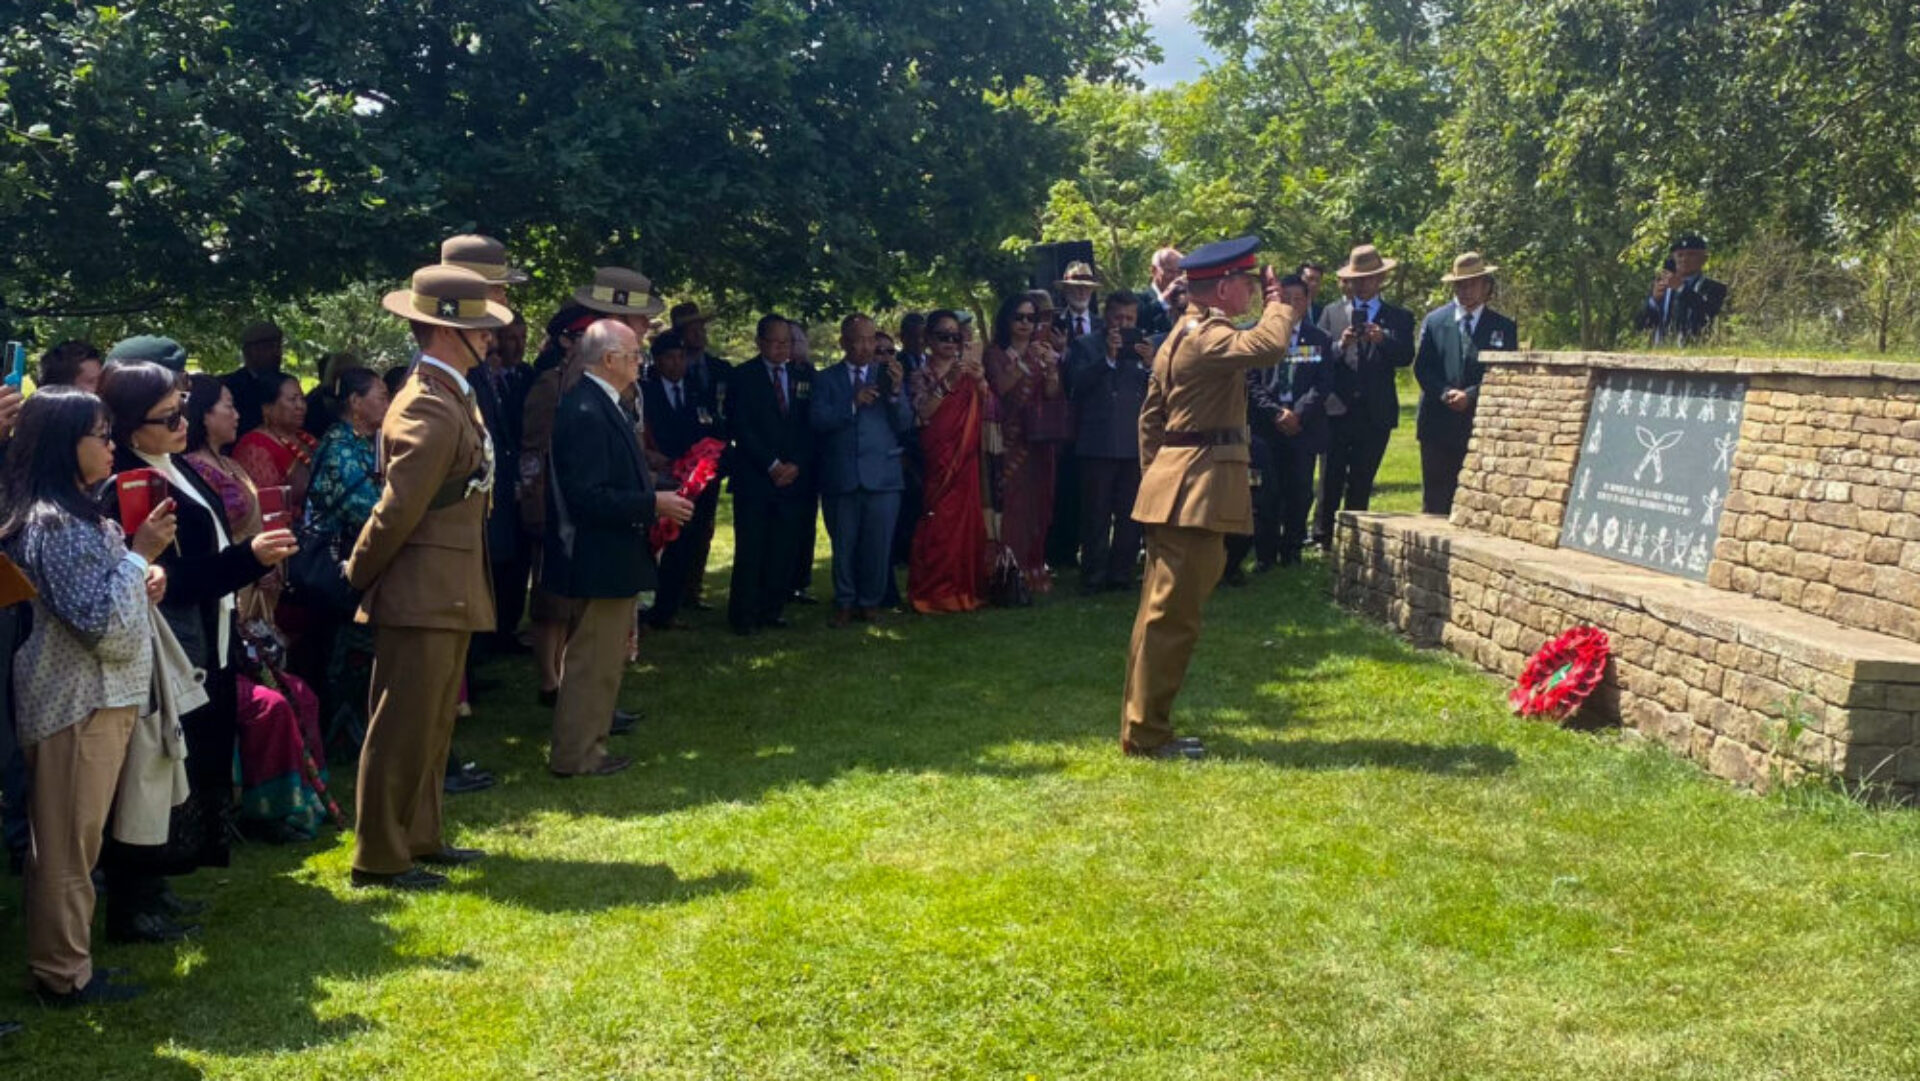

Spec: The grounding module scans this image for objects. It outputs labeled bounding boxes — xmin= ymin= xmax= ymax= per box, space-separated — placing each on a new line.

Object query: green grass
xmin=6 ymin=401 xmax=1920 ymax=1080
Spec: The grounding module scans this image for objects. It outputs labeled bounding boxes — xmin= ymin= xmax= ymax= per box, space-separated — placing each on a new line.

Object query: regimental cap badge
xmin=437 ymin=298 xmax=461 ymax=318
xmin=612 ymin=289 xmax=631 ymax=307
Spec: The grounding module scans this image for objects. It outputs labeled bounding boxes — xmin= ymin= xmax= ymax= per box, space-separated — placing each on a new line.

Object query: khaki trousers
xmin=24 ymin=706 xmax=136 ymax=993
xmin=1121 ymin=525 xmax=1227 ymax=751
xmin=550 ymin=596 xmax=635 ymax=775
xmin=354 ymin=626 xmax=468 ymax=875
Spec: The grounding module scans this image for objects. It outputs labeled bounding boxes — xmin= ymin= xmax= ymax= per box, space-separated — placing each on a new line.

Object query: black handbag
xmin=987 ymin=544 xmax=1032 ymax=608
xmin=285 ymin=476 xmax=368 ymax=616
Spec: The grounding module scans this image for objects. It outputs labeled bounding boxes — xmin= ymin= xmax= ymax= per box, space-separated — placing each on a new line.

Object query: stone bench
xmin=1331 ymin=351 xmax=1920 ymax=799
xmin=1334 ymin=513 xmax=1920 ymax=796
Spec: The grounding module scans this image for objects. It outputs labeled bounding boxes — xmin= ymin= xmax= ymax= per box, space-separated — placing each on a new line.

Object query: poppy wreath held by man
xmin=1509 ymin=626 xmax=1611 ymax=720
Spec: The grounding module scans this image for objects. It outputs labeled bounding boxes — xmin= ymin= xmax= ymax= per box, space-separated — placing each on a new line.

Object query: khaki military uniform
xmin=1123 ymin=298 xmax=1296 ymax=751
xmin=346 ymin=361 xmax=496 ymax=874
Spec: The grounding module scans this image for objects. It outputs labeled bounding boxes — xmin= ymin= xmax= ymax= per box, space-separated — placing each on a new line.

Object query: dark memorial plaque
xmin=1561 ymin=370 xmax=1746 ymax=580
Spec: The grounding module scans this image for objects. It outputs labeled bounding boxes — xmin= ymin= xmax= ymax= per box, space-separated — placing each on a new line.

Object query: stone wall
xmin=1447 ymin=362 xmax=1589 ymax=547
xmin=1335 ymin=514 xmax=1920 ymax=798
xmin=1713 ymin=377 xmax=1920 ymax=644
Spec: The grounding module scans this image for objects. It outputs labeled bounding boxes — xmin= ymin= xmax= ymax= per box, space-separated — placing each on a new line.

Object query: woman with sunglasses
xmin=2 ymin=387 xmax=176 ymax=1004
xmin=907 ymin=310 xmax=990 ymax=613
xmin=97 ymin=361 xmax=298 ymax=940
xmin=985 ymin=292 xmax=1065 ymax=595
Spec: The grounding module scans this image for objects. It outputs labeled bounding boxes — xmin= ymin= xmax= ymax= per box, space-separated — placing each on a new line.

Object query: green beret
xmin=106 ymin=335 xmax=188 ymax=372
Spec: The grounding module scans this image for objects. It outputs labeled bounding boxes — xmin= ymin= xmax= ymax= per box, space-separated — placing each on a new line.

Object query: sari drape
xmin=908 ymin=372 xmax=988 ymax=613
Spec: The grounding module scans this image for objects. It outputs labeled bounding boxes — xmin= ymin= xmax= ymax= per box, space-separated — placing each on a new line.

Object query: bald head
xmin=1151 ymin=246 xmax=1185 ymax=290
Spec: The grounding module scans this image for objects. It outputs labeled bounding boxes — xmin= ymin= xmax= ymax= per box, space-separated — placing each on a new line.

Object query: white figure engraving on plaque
xmin=1702 ymin=487 xmax=1723 ymax=525
xmin=1651 ymin=526 xmax=1672 ymax=564
xmin=1639 ymin=382 xmax=1654 ymax=415
xmin=1657 ymin=380 xmax=1675 ymax=418
xmin=1688 ymin=536 xmax=1710 ymax=573
xmin=1603 ymin=516 xmax=1620 ymax=550
xmin=1596 ymin=385 xmax=1614 ymax=413
xmin=1578 ymin=468 xmax=1592 ymax=500
xmin=1697 ymin=387 xmax=1717 ymax=422
xmin=1712 ymin=431 xmax=1736 ymax=471
xmin=1633 ymin=428 xmax=1684 ymax=483
xmin=1675 ymin=381 xmax=1693 ymax=420
xmin=1616 ymin=381 xmax=1634 ymax=416
xmin=1582 ymin=514 xmax=1601 ymax=547
xmin=1632 ymin=521 xmax=1649 ymax=558
xmin=1672 ymin=530 xmax=1695 ymax=569
xmin=1562 ymin=509 xmax=1581 ymax=544
xmin=1587 ymin=421 xmax=1604 ymax=454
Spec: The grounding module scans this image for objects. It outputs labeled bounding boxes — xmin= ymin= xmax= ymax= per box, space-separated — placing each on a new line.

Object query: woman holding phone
xmin=97 ymin=361 xmax=298 ymax=940
xmin=1 ymin=386 xmax=176 ymax=1003
xmin=907 ymin=310 xmax=990 ymax=613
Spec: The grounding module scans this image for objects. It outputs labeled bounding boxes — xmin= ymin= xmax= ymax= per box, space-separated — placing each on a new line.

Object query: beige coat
xmin=347 ymin=362 xmax=497 ymax=632
xmin=1132 ymin=299 xmax=1296 ymax=535
xmin=112 ymin=605 xmax=205 ymax=846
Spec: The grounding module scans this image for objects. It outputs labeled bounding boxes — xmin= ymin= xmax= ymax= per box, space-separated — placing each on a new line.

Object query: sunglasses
xmin=931 ymin=332 xmax=963 ymax=345
xmin=1011 ymin=312 xmax=1035 ymax=323
xmin=141 ymin=411 xmax=187 ymax=432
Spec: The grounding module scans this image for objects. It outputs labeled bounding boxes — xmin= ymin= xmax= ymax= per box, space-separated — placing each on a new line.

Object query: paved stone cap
xmin=1488 ymin=351 xmax=1920 ymax=384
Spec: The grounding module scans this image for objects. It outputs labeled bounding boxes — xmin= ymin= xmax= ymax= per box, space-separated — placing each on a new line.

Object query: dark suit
xmin=679 ymin=351 xmax=732 ymax=609
xmin=1071 ymin=347 xmax=1149 ymax=590
xmin=1048 ymin=325 xmax=1109 ymax=569
xmin=1414 ymin=301 xmax=1516 ymax=515
xmin=1136 ymin=287 xmax=1174 ymax=337
xmin=1314 ymin=297 xmax=1415 ymax=544
xmin=543 ymin=375 xmax=657 ymax=773
xmin=641 ymin=372 xmax=724 ymax=628
xmin=1231 ymin=322 xmax=1335 ymax=568
xmin=725 ymin=356 xmax=815 ymax=631
xmin=472 ymin=360 xmax=534 ymax=645
xmin=1638 ymin=274 xmax=1727 ymax=346
xmin=884 ymin=351 xmax=927 ymax=607
xmin=810 ymin=360 xmax=913 ymax=610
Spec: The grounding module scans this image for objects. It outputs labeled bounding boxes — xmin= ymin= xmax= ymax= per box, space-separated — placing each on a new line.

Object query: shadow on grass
xmin=462 ymin=857 xmax=750 ymax=914
xmin=1211 ymin=734 xmax=1518 ymax=775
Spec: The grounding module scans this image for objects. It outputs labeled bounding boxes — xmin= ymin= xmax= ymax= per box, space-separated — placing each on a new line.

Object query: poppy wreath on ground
xmin=1509 ymin=626 xmax=1611 ymax=720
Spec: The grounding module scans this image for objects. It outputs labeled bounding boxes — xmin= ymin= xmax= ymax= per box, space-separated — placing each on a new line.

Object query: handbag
xmin=286 ymin=473 xmax=370 ymax=617
xmin=987 ymin=544 xmax=1032 ymax=608
xmin=1023 ymin=396 xmax=1074 ymax=443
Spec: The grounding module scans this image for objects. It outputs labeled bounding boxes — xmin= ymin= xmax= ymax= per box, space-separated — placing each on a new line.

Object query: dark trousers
xmin=1275 ymin=440 xmax=1318 ymax=558
xmin=731 ymin=492 xmax=811 ymax=630
xmin=1078 ymin=456 xmax=1142 ymax=589
xmin=489 ymin=549 xmax=532 ymax=645
xmin=1315 ymin=416 xmax=1393 ymax=544
xmin=0 ymin=604 xmax=27 ymax=864
xmin=1046 ymin=453 xmax=1082 ymax=567
xmin=825 ymin=488 xmax=902 ymax=609
xmin=682 ymin=486 xmax=720 ymax=607
xmin=788 ymin=488 xmax=819 ymax=594
xmin=883 ymin=466 xmax=923 ymax=608
xmin=1226 ymin=437 xmax=1317 ymax=570
xmin=651 ymin=485 xmax=720 ymax=628
xmin=1420 ymin=439 xmax=1468 ymax=516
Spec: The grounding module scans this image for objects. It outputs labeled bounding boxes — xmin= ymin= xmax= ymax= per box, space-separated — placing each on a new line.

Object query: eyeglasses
xmin=86 ymin=428 xmax=113 ymax=444
xmin=1011 ymin=312 xmax=1035 ymax=323
xmin=930 ymin=332 xmax=962 ymax=345
xmin=141 ymin=411 xmax=186 ymax=431
xmin=875 ymin=346 xmax=898 ymax=355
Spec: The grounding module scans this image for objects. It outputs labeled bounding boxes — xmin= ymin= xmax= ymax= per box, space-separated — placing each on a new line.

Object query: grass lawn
xmin=6 ymin=393 xmax=1920 ymax=1080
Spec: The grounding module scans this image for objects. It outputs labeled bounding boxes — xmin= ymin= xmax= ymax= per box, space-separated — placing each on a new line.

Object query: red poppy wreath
xmin=1508 ymin=626 xmax=1611 ymax=720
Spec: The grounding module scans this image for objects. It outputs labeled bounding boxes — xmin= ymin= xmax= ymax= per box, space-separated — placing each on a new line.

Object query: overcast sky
xmin=1137 ymin=0 xmax=1219 ymax=87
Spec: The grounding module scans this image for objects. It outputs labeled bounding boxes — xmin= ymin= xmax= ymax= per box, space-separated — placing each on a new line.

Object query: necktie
xmin=1465 ymin=313 xmax=1476 ymax=340
xmin=670 ymin=383 xmax=683 ymax=412
xmin=772 ymin=363 xmax=788 ymax=414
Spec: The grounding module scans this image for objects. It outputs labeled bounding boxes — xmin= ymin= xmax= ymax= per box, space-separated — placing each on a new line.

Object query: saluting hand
xmin=1260 ymin=263 xmax=1282 ymax=305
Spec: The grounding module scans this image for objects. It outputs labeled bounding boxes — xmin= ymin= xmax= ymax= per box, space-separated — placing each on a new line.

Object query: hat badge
xmin=437 ymin=298 xmax=461 ymax=318
xmin=612 ymin=289 xmax=631 ymax=306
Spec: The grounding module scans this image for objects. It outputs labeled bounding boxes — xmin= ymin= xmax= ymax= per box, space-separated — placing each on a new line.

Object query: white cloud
xmin=1137 ymin=0 xmax=1219 ymax=88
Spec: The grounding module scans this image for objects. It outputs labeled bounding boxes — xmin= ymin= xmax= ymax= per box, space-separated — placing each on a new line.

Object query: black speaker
xmin=1027 ymin=240 xmax=1097 ymax=296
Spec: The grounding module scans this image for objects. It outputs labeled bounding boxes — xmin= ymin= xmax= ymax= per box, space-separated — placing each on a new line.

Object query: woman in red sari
xmin=231 ymin=372 xmax=317 ymax=518
xmin=908 ymin=310 xmax=990 ymax=613
xmin=984 ymin=292 xmax=1064 ymax=593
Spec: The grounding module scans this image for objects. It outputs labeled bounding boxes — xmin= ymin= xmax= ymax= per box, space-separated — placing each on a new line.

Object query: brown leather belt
xmin=1161 ymin=428 xmax=1246 ymax=448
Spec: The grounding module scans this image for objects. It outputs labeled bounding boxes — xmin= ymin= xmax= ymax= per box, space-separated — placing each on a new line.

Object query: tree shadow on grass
xmin=459 ymin=856 xmax=750 ymax=914
xmin=1208 ymin=733 xmax=1519 ymax=776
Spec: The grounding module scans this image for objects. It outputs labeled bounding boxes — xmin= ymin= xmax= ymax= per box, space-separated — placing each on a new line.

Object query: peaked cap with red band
xmin=1179 ymin=234 xmax=1261 ymax=282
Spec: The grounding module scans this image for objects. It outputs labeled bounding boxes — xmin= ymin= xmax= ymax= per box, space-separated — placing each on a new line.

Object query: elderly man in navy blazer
xmin=1414 ymin=252 xmax=1517 ymax=515
xmin=809 ymin=313 xmax=912 ymax=626
xmin=543 ymin=320 xmax=693 ymax=777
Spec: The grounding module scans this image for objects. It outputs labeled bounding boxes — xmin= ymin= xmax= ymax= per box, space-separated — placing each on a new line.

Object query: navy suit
xmin=810 ymin=360 xmax=913 ymax=610
xmin=473 ymin=360 xmax=534 ymax=646
xmin=641 ymin=372 xmax=725 ymax=627
xmin=1314 ymin=297 xmax=1416 ymax=545
xmin=724 ymin=356 xmax=815 ymax=631
xmin=1071 ymin=347 xmax=1150 ymax=590
xmin=543 ymin=379 xmax=658 ymax=598
xmin=1638 ymin=274 xmax=1726 ymax=346
xmin=1414 ymin=301 xmax=1516 ymax=515
xmin=1231 ymin=322 xmax=1335 ymax=568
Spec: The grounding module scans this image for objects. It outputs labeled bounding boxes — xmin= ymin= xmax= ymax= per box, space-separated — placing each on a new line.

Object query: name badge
xmin=1489 ymin=331 xmax=1505 ymax=349
xmin=696 ymin=407 xmax=714 ymax=426
xmin=794 ymin=382 xmax=811 ymax=400
xmin=1249 ymin=467 xmax=1264 ymax=489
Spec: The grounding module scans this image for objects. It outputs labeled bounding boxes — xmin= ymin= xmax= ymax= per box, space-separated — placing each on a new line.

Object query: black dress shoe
xmin=1124 ymin=740 xmax=1206 ymax=761
xmin=0 ymin=1019 xmax=21 ymax=1038
xmin=552 ymin=755 xmax=633 ymax=779
xmin=610 ymin=709 xmax=639 ymax=735
xmin=105 ymin=911 xmax=199 ymax=945
xmin=444 ymin=766 xmax=495 ymax=796
xmin=788 ymin=591 xmax=818 ymax=605
xmin=1253 ymin=560 xmax=1276 ymax=574
xmin=689 ymin=600 xmax=714 ymax=612
xmin=418 ymin=845 xmax=487 ymax=867
xmin=154 ymin=882 xmax=208 ymax=918
xmin=1279 ymin=551 xmax=1302 ymax=567
xmin=350 ymin=867 xmax=448 ymax=891
xmin=1222 ymin=567 xmax=1248 ymax=588
xmin=36 ymin=971 xmax=144 ymax=1008
xmin=764 ymin=616 xmax=791 ymax=630
xmin=537 ymin=687 xmax=559 ymax=708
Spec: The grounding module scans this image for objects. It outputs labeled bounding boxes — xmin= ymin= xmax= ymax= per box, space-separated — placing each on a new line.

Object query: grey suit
xmin=810 ymin=360 xmax=913 ymax=610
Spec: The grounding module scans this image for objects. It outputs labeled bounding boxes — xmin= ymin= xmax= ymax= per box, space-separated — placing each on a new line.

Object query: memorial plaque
xmin=1560 ymin=370 xmax=1746 ymax=580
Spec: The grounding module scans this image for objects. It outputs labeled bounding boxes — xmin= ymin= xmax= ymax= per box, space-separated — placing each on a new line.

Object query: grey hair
xmin=576 ymin=318 xmax=633 ymax=371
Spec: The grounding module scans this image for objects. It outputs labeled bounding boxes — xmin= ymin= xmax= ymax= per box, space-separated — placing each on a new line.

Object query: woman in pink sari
xmin=908 ymin=310 xmax=990 ymax=613
xmin=984 ymin=292 xmax=1064 ymax=593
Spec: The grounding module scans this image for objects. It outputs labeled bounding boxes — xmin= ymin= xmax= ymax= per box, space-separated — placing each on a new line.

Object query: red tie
xmin=771 ymin=362 xmax=788 ymax=414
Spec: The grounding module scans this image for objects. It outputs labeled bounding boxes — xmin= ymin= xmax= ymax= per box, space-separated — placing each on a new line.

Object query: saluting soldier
xmin=346 ymin=266 xmax=508 ymax=890
xmin=1122 ymin=237 xmax=1294 ymax=760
